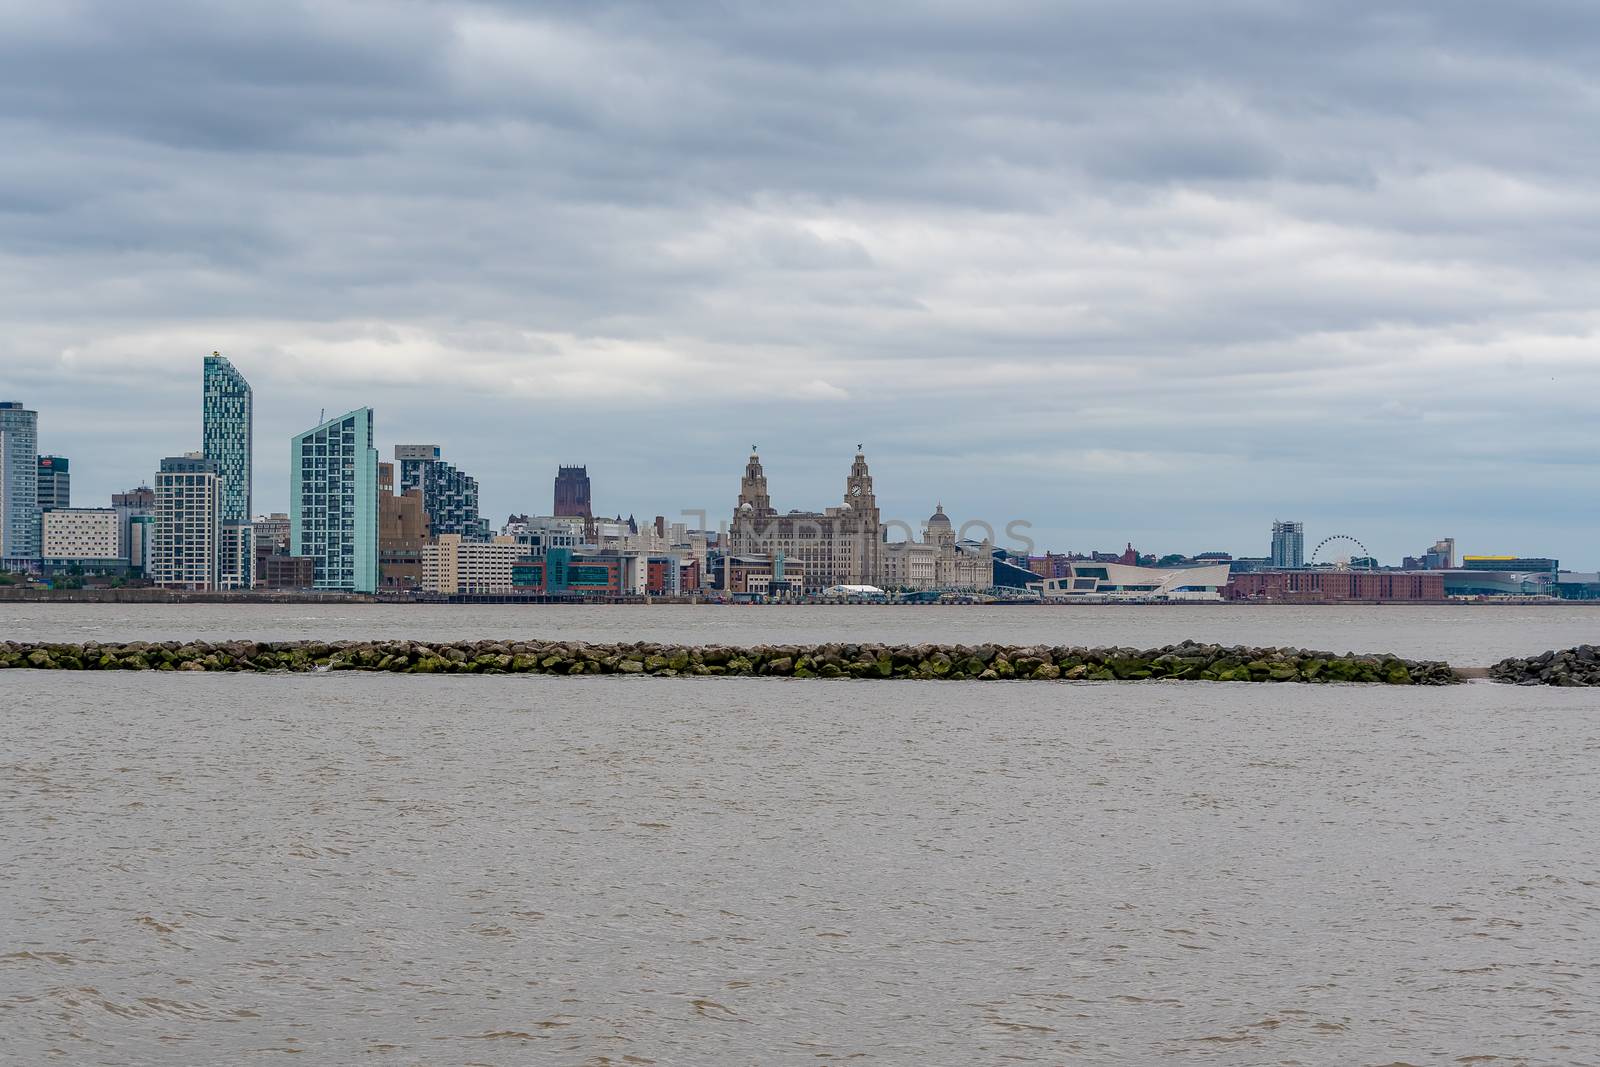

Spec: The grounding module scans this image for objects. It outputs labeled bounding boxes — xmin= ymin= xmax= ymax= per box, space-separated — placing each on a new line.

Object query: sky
xmin=3 ymin=0 xmax=1598 ymax=565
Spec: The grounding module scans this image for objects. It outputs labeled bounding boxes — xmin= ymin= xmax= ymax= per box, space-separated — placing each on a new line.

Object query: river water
xmin=4 ymin=601 xmax=1600 ymax=662
xmin=4 ymin=606 xmax=1600 ymax=1065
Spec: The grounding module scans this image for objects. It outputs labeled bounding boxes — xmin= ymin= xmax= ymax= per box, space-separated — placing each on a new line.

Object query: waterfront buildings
xmin=36 ymin=455 xmax=69 ymax=511
xmin=396 ymin=444 xmax=486 ymax=539
xmin=1227 ymin=570 xmax=1444 ymax=603
xmin=881 ymin=505 xmax=992 ymax=591
xmin=1462 ymin=555 xmax=1557 ymax=573
xmin=0 ymin=402 xmax=40 ymax=563
xmin=510 ymin=549 xmax=625 ymax=596
xmin=554 ymin=465 xmax=593 ymax=519
xmin=723 ymin=554 xmax=807 ymax=598
xmin=152 ymin=455 xmax=221 ymax=590
xmin=379 ymin=461 xmax=430 ymax=590
xmin=1030 ymin=562 xmax=1232 ymax=602
xmin=729 ymin=449 xmax=882 ymax=593
xmin=1270 ymin=520 xmax=1304 ymax=569
xmin=256 ymin=552 xmax=315 ymax=591
xmin=292 ymin=408 xmax=378 ymax=593
xmin=40 ymin=507 xmax=123 ymax=572
xmin=421 ymin=534 xmax=521 ymax=594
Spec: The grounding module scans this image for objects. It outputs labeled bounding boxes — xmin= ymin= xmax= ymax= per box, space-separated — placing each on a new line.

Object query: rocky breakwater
xmin=0 ymin=639 xmax=1460 ymax=683
xmin=1489 ymin=646 xmax=1600 ymax=686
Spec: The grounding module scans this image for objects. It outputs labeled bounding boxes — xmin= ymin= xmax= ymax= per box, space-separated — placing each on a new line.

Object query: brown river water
xmin=3 ymin=605 xmax=1600 ymax=1064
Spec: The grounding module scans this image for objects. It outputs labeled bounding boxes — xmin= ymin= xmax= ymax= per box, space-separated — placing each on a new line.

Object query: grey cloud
xmin=3 ymin=0 xmax=1598 ymax=563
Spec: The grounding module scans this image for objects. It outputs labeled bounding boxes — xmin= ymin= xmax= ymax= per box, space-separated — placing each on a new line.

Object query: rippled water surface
xmin=5 ymin=672 xmax=1600 ymax=1065
xmin=4 ymin=601 xmax=1600 ymax=662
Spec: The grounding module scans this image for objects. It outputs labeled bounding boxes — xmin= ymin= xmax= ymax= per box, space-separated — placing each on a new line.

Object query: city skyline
xmin=0 ymin=376 xmax=1588 ymax=569
xmin=4 ymin=4 xmax=1598 ymax=564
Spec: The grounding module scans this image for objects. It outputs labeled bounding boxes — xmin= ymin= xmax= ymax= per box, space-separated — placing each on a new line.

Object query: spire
xmin=737 ymin=449 xmax=773 ymax=516
xmin=844 ymin=449 xmax=876 ymax=510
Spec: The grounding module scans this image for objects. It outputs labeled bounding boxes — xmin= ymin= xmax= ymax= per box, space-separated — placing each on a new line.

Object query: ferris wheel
xmin=1310 ymin=534 xmax=1373 ymax=569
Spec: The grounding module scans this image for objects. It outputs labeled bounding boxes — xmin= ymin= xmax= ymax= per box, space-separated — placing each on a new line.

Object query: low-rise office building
xmin=1032 ymin=561 xmax=1231 ymax=602
xmin=511 ymin=549 xmax=626 ymax=596
xmin=40 ymin=507 xmax=126 ymax=574
xmin=41 ymin=507 xmax=121 ymax=560
xmin=421 ymin=534 xmax=521 ymax=594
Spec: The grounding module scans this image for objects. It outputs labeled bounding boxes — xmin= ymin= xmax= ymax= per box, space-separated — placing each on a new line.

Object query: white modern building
xmin=152 ymin=455 xmax=221 ymax=590
xmin=41 ymin=508 xmax=123 ymax=565
xmin=1028 ymin=561 xmax=1231 ymax=602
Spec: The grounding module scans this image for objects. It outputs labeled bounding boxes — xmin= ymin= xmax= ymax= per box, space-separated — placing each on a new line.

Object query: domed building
xmin=880 ymin=503 xmax=992 ymax=591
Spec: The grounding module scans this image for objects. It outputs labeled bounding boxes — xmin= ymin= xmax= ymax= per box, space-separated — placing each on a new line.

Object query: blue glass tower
xmin=291 ymin=408 xmax=378 ymax=593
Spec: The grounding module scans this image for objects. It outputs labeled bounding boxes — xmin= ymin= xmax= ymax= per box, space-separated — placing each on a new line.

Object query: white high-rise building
xmin=152 ymin=455 xmax=221 ymax=590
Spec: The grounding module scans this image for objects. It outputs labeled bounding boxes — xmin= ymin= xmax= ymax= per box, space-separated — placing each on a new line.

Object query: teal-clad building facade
xmin=290 ymin=407 xmax=378 ymax=593
xmin=203 ymin=353 xmax=253 ymax=524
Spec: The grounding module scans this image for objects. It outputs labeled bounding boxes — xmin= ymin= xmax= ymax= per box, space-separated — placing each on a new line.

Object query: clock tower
xmin=843 ymin=447 xmax=881 ymax=585
xmin=843 ymin=447 xmax=877 ymax=516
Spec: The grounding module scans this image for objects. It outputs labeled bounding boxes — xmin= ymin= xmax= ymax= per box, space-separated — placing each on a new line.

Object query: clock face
xmin=851 ymin=484 xmax=861 ymax=496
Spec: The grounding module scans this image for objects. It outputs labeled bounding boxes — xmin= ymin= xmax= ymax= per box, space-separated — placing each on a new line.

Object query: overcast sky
xmin=4 ymin=1 xmax=1598 ymax=564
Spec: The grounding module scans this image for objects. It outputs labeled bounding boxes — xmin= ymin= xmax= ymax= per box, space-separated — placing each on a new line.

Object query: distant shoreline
xmin=0 ymin=589 xmax=1594 ymax=608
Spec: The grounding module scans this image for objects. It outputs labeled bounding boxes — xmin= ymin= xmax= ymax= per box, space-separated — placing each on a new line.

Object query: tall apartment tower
xmin=203 ymin=352 xmax=252 ymax=521
xmin=395 ymin=444 xmax=486 ymax=539
xmin=292 ymin=408 xmax=379 ymax=593
xmin=152 ymin=455 xmax=221 ymax=589
xmin=204 ymin=354 xmax=254 ymax=590
xmin=36 ymin=455 xmax=69 ymax=511
xmin=1271 ymin=520 xmax=1305 ymax=569
xmin=0 ymin=402 xmax=40 ymax=562
xmin=554 ymin=465 xmax=593 ymax=519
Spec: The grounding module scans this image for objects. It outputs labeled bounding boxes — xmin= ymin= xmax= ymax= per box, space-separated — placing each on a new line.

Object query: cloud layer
xmin=4 ymin=0 xmax=1598 ymax=562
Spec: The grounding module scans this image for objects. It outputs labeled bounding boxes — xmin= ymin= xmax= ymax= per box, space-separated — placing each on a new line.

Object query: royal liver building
xmin=730 ymin=449 xmax=882 ymax=592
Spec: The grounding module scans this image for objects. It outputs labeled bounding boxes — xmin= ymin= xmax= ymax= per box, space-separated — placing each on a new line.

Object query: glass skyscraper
xmin=1271 ymin=520 xmax=1305 ymax=569
xmin=0 ymin=402 xmax=41 ymax=561
xmin=203 ymin=352 xmax=253 ymax=524
xmin=291 ymin=407 xmax=378 ymax=593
